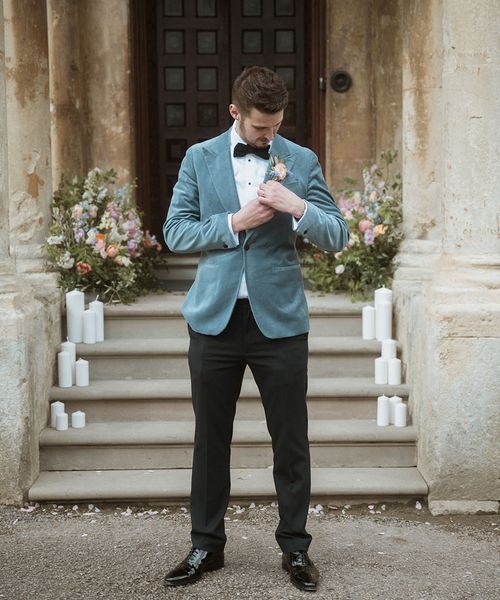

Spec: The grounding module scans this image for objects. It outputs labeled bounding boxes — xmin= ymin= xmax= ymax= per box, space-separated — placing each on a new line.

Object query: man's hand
xmin=258 ymin=180 xmax=305 ymax=219
xmin=231 ymin=198 xmax=276 ymax=233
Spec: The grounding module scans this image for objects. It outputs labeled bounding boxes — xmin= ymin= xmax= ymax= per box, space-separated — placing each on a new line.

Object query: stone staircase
xmin=29 ymin=290 xmax=428 ymax=503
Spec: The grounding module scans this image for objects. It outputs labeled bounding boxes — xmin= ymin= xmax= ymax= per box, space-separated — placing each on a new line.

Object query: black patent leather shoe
xmin=282 ymin=551 xmax=319 ymax=592
xmin=163 ymin=547 xmax=224 ymax=587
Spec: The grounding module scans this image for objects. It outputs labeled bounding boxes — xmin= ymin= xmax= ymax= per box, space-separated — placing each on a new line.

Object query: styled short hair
xmin=232 ymin=66 xmax=288 ymax=115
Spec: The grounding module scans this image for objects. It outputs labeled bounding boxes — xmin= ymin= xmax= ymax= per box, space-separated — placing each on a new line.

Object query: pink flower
xmin=89 ymin=205 xmax=98 ymax=218
xmin=359 ymin=219 xmax=373 ymax=233
xmin=76 ymin=261 xmax=91 ymax=275
xmin=114 ymin=256 xmax=123 ymax=266
xmin=106 ymin=244 xmax=119 ymax=258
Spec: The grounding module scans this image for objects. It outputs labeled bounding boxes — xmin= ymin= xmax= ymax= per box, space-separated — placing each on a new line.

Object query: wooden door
xmin=132 ymin=0 xmax=325 ymax=241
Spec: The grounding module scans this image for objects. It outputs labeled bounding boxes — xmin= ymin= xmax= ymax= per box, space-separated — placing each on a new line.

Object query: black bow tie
xmin=233 ymin=142 xmax=270 ymax=160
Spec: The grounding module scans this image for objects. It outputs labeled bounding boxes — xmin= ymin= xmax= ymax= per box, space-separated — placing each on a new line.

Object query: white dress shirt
xmin=228 ymin=121 xmax=307 ymax=298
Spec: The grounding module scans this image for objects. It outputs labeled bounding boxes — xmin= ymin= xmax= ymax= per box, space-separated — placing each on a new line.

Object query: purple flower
xmin=364 ymin=229 xmax=375 ymax=245
xmin=74 ymin=228 xmax=85 ymax=242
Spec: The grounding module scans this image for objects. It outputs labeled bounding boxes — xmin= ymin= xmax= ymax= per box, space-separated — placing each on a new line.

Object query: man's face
xmin=229 ymin=104 xmax=284 ymax=148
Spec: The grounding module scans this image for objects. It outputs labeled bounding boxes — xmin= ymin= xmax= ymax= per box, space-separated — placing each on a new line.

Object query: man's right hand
xmin=231 ymin=198 xmax=275 ymax=233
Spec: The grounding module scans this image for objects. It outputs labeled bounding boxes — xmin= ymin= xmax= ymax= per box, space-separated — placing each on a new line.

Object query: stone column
xmin=47 ymin=0 xmax=86 ymax=187
xmin=394 ymin=0 xmax=500 ymax=515
xmin=78 ymin=0 xmax=134 ymax=184
xmin=0 ymin=0 xmax=61 ymax=505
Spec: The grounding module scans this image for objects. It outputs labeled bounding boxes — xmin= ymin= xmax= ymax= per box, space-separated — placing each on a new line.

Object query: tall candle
xmin=388 ymin=357 xmax=402 ymax=385
xmin=75 ymin=358 xmax=89 ymax=387
xmin=381 ymin=339 xmax=397 ymax=360
xmin=66 ymin=290 xmax=85 ymax=343
xmin=83 ymin=309 xmax=97 ymax=344
xmin=374 ymin=286 xmax=393 ymax=310
xmin=50 ymin=401 xmax=65 ymax=428
xmin=56 ymin=412 xmax=68 ymax=431
xmin=61 ymin=339 xmax=76 ymax=384
xmin=71 ymin=410 xmax=86 ymax=428
xmin=58 ymin=351 xmax=72 ymax=388
xmin=362 ymin=306 xmax=376 ymax=340
xmin=374 ymin=357 xmax=388 ymax=384
xmin=89 ymin=296 xmax=104 ymax=342
xmin=394 ymin=402 xmax=407 ymax=427
xmin=376 ymin=301 xmax=392 ymax=341
xmin=389 ymin=395 xmax=402 ymax=424
xmin=377 ymin=395 xmax=390 ymax=426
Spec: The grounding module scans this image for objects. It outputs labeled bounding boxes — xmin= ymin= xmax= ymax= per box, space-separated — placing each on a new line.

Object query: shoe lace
xmin=291 ymin=551 xmax=308 ymax=566
xmin=187 ymin=548 xmax=206 ymax=563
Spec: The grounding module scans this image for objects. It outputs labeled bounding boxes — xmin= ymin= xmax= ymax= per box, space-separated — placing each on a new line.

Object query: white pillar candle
xmin=61 ymin=338 xmax=76 ymax=384
xmin=388 ymin=357 xmax=402 ymax=385
xmin=83 ymin=309 xmax=97 ymax=344
xmin=377 ymin=395 xmax=390 ymax=426
xmin=394 ymin=402 xmax=407 ymax=427
xmin=66 ymin=290 xmax=85 ymax=343
xmin=381 ymin=339 xmax=397 ymax=360
xmin=89 ymin=296 xmax=104 ymax=342
xmin=376 ymin=301 xmax=392 ymax=341
xmin=57 ymin=351 xmax=72 ymax=388
xmin=374 ymin=357 xmax=388 ymax=384
xmin=75 ymin=358 xmax=89 ymax=387
xmin=71 ymin=410 xmax=86 ymax=428
xmin=56 ymin=412 xmax=69 ymax=431
xmin=50 ymin=401 xmax=65 ymax=428
xmin=389 ymin=395 xmax=402 ymax=424
xmin=374 ymin=286 xmax=393 ymax=310
xmin=362 ymin=305 xmax=376 ymax=340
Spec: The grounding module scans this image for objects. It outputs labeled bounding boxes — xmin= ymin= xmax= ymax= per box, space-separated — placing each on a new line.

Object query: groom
xmin=163 ymin=66 xmax=349 ymax=592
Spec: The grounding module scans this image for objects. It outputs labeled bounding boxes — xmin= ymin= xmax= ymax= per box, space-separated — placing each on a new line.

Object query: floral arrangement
xmin=43 ymin=167 xmax=163 ymax=304
xmin=266 ymin=155 xmax=288 ymax=182
xmin=301 ymin=150 xmax=403 ymax=301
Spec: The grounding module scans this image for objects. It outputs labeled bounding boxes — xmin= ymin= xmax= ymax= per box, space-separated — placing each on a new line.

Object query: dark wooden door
xmin=132 ymin=0 xmax=325 ymax=242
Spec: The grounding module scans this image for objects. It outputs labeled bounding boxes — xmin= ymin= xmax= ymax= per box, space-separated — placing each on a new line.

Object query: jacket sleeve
xmin=294 ymin=150 xmax=350 ymax=252
xmin=163 ymin=148 xmax=239 ymax=253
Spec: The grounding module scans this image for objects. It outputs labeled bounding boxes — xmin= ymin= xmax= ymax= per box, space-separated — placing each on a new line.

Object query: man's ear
xmin=229 ymin=103 xmax=240 ymax=120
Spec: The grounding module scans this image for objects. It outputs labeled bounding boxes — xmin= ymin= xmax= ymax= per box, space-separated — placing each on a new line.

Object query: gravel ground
xmin=0 ymin=500 xmax=498 ymax=600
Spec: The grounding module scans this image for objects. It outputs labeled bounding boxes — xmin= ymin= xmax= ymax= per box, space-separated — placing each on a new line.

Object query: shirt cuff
xmin=228 ymin=213 xmax=239 ymax=244
xmin=292 ymin=200 xmax=308 ymax=231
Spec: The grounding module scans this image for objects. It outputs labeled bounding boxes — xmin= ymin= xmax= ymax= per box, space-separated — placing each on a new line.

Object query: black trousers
xmin=187 ymin=299 xmax=312 ymax=553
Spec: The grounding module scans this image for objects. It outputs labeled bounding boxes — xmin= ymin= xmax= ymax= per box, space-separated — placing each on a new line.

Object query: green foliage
xmin=42 ymin=168 xmax=163 ymax=304
xmin=301 ymin=150 xmax=403 ymax=301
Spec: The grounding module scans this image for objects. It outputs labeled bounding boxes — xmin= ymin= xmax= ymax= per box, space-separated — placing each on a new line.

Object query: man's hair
xmin=232 ymin=66 xmax=288 ymax=115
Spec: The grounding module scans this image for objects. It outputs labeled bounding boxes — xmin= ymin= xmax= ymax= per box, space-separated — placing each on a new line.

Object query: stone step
xmin=28 ymin=466 xmax=428 ymax=503
xmin=51 ymin=377 xmax=410 ymax=421
xmin=39 ymin=419 xmax=417 ymax=470
xmin=93 ymin=291 xmax=365 ymax=339
xmin=74 ymin=336 xmax=389 ymax=379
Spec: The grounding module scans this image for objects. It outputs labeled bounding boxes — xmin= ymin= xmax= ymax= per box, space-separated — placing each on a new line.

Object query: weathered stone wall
xmin=0 ymin=0 xmax=61 ymax=505
xmin=325 ymin=0 xmax=402 ymax=190
xmin=394 ymin=0 xmax=500 ymax=515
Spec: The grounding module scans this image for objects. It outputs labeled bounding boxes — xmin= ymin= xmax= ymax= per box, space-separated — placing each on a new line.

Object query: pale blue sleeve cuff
xmin=228 ymin=213 xmax=239 ymax=244
xmin=292 ymin=200 xmax=308 ymax=231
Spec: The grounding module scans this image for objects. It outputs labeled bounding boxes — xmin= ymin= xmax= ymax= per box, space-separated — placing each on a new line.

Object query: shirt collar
xmin=230 ymin=120 xmax=273 ymax=157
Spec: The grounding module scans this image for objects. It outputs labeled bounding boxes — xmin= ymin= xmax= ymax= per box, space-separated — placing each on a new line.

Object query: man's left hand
xmin=258 ymin=180 xmax=305 ymax=220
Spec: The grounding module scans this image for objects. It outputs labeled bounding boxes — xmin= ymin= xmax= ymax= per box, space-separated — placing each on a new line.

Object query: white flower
xmin=46 ymin=235 xmax=64 ymax=246
xmin=121 ymin=256 xmax=132 ymax=267
xmin=57 ymin=251 xmax=74 ymax=270
xmin=335 ymin=264 xmax=345 ymax=275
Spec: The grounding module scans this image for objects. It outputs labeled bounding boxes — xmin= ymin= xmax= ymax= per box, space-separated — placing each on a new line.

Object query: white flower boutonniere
xmin=266 ymin=155 xmax=288 ymax=182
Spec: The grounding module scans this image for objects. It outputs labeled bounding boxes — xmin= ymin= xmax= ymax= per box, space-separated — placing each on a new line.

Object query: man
xmin=163 ymin=66 xmax=349 ymax=592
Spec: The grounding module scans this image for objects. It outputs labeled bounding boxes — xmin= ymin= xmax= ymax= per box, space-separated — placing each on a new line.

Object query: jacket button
xmin=223 ymin=243 xmax=228 ymax=248
xmin=303 ymin=229 xmax=308 ymax=234
xmin=244 ymin=244 xmax=250 ymax=251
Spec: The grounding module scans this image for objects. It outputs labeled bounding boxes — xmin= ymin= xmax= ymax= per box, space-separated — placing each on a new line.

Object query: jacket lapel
xmin=202 ymin=129 xmax=241 ymax=214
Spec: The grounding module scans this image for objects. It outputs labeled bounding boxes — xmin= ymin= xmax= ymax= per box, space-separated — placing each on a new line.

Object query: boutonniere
xmin=266 ymin=155 xmax=288 ymax=182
